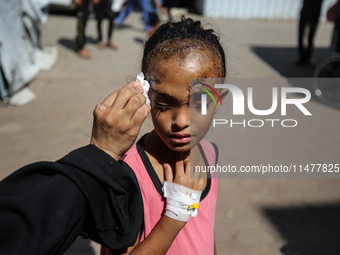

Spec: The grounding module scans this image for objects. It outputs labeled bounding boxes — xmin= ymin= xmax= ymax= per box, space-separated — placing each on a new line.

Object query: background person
xmin=327 ymin=0 xmax=340 ymax=52
xmin=296 ymin=0 xmax=324 ymax=66
xmin=147 ymin=0 xmax=166 ymax=38
xmin=114 ymin=0 xmax=152 ymax=33
xmin=75 ymin=0 xmax=99 ymax=59
xmin=93 ymin=0 xmax=119 ymax=50
xmin=0 ymin=82 xmax=150 ymax=254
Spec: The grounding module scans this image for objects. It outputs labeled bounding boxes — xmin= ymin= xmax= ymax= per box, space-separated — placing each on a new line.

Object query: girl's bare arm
xmin=110 ymin=161 xmax=204 ymax=255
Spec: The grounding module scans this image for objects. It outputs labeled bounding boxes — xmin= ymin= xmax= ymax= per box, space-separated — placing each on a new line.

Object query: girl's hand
xmin=90 ymin=82 xmax=150 ymax=160
xmin=163 ymin=159 xmax=205 ymax=191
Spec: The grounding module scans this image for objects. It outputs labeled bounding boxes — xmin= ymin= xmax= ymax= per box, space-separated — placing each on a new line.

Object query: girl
xmin=101 ymin=17 xmax=227 ymax=255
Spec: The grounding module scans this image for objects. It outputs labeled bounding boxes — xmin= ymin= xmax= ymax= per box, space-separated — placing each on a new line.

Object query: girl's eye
xmin=148 ymin=78 xmax=161 ymax=85
xmin=156 ymin=104 xmax=171 ymax=111
xmin=192 ymin=100 xmax=213 ymax=111
xmin=193 ymin=102 xmax=202 ymax=110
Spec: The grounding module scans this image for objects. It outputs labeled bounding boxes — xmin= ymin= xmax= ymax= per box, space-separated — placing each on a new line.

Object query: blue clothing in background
xmin=114 ymin=0 xmax=151 ymax=31
xmin=148 ymin=0 xmax=163 ymax=14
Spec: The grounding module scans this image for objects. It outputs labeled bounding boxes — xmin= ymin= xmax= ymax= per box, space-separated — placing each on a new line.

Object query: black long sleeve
xmin=0 ymin=145 xmax=143 ymax=255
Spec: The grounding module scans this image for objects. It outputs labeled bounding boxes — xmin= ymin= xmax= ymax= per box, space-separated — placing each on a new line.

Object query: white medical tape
xmin=163 ymin=181 xmax=202 ymax=222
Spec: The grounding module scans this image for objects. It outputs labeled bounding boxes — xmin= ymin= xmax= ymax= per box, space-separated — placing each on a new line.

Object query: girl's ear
xmin=215 ymin=88 xmax=229 ymax=113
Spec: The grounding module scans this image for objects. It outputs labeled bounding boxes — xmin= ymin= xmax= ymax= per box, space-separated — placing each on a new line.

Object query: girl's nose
xmin=172 ymin=106 xmax=190 ymax=130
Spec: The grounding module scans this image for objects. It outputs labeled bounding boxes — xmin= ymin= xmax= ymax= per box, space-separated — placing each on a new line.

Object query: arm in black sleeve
xmin=0 ymin=145 xmax=143 ymax=255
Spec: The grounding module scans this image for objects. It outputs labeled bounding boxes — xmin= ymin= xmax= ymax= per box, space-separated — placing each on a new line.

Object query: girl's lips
xmin=169 ymin=134 xmax=192 ymax=144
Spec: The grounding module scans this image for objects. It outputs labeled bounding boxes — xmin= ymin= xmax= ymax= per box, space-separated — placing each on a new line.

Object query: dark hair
xmin=142 ymin=17 xmax=226 ymax=77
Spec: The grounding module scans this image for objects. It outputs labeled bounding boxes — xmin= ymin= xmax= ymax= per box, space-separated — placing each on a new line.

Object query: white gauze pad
xmin=163 ymin=181 xmax=202 ymax=222
xmin=136 ymin=72 xmax=150 ymax=108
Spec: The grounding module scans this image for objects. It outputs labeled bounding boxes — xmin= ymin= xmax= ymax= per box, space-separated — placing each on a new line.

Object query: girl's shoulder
xmin=199 ymin=139 xmax=218 ymax=166
xmin=120 ymin=144 xmax=141 ymax=165
xmin=120 ymin=138 xmax=150 ymax=176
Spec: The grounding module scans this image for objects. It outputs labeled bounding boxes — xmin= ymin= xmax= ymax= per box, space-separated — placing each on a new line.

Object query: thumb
xmin=163 ymin=163 xmax=173 ymax=182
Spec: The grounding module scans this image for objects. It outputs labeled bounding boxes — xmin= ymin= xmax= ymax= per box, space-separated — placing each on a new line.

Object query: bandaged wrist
xmin=136 ymin=72 xmax=151 ymax=108
xmin=163 ymin=181 xmax=202 ymax=222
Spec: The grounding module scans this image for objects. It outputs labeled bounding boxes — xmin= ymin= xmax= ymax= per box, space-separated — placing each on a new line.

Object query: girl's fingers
xmin=184 ymin=161 xmax=191 ymax=176
xmin=198 ymin=177 xmax=205 ymax=191
xmin=175 ymin=158 xmax=185 ymax=176
xmin=175 ymin=153 xmax=188 ymax=175
xmin=190 ymin=163 xmax=205 ymax=179
xmin=163 ymin=163 xmax=173 ymax=182
xmin=185 ymin=161 xmax=206 ymax=191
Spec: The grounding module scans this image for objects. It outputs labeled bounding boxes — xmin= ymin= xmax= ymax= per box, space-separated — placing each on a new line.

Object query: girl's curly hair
xmin=142 ymin=17 xmax=226 ymax=77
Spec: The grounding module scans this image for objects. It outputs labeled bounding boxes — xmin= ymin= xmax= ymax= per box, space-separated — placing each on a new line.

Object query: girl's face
xmin=146 ymin=50 xmax=222 ymax=153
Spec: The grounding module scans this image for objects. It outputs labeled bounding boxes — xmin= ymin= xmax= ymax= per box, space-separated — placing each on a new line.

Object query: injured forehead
xmin=144 ymin=37 xmax=224 ymax=78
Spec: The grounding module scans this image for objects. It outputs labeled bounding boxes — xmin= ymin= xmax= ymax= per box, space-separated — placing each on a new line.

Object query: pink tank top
xmin=101 ymin=139 xmax=217 ymax=255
